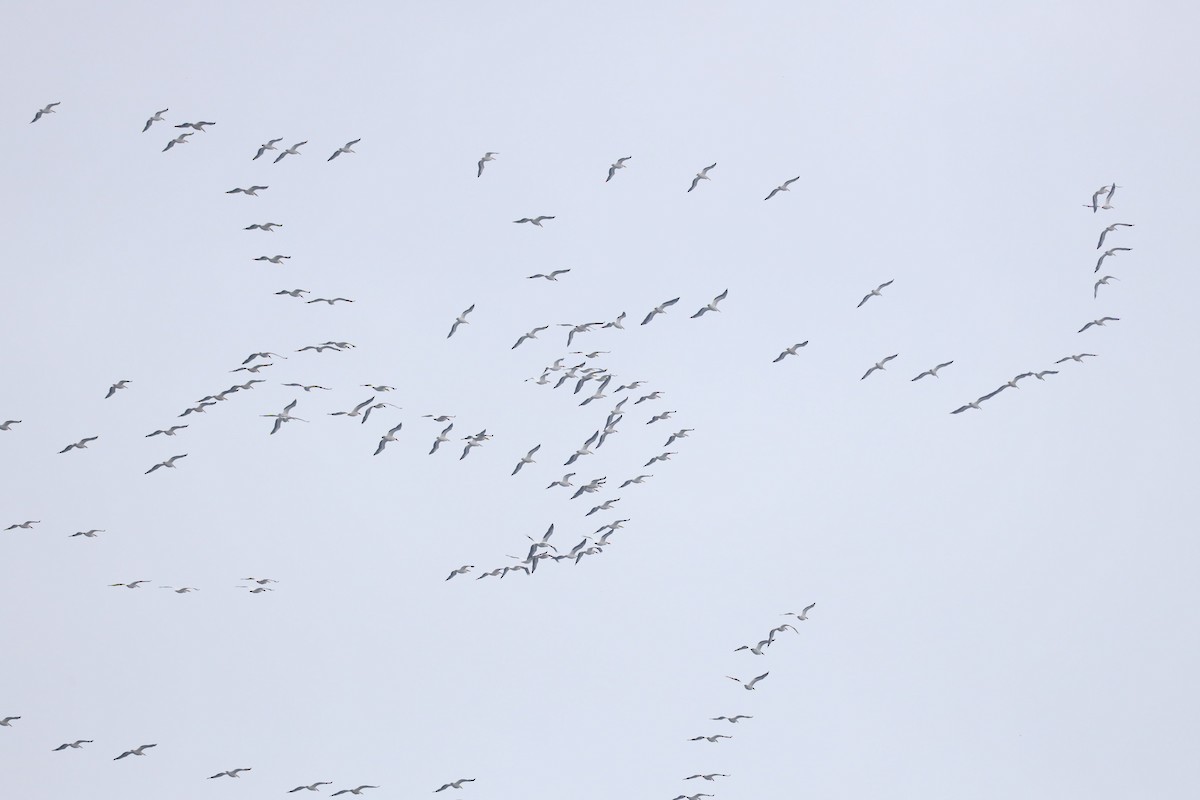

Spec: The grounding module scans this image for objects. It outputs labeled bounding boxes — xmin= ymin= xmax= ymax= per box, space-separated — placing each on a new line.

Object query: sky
xmin=3 ymin=1 xmax=1199 ymax=797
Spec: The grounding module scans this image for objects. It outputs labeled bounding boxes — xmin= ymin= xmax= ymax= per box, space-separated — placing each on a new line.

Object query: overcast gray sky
xmin=3 ymin=1 xmax=1199 ymax=798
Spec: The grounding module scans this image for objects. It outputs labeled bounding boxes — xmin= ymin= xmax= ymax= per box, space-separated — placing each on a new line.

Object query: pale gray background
xmin=2 ymin=1 xmax=1198 ymax=797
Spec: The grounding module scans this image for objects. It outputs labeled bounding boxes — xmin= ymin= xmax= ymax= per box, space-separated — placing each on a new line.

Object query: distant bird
xmin=105 ymin=379 xmax=132 ymax=398
xmin=4 ymin=521 xmax=40 ymax=530
xmin=673 ymin=793 xmax=714 ymax=800
xmin=565 ymin=432 xmax=600 ymax=466
xmin=773 ymin=342 xmax=809 ymax=363
xmin=684 ymin=774 xmax=728 ymax=782
xmin=245 ymin=222 xmax=283 ymax=231
xmin=329 ymin=397 xmax=376 ymax=419
xmin=306 ymin=297 xmax=354 ymax=305
xmin=162 ymin=133 xmax=192 ymax=151
xmin=512 ymin=326 xmax=549 ymax=349
xmin=994 ymin=373 xmax=1034 ymax=393
xmin=619 ymin=475 xmax=652 ymax=488
xmin=289 ymin=782 xmax=333 ymax=793
xmin=226 ymin=185 xmax=268 ymax=196
xmin=283 ymin=383 xmax=330 ymax=392
xmin=766 ymin=623 xmax=797 ymax=643
xmin=691 ymin=289 xmax=728 ymax=318
xmin=1056 ymin=353 xmax=1097 ymax=364
xmin=689 ymin=735 xmax=733 ymax=742
xmin=30 ymin=102 xmax=60 ymax=123
xmin=53 ymin=740 xmax=93 ymax=750
xmin=178 ymin=402 xmax=215 ymax=417
xmin=257 ymin=255 xmax=291 ymax=264
xmin=646 ymin=411 xmax=676 ymax=425
xmin=145 ymin=454 xmax=188 ymax=474
xmin=664 ymin=429 xmax=693 ymax=447
xmin=141 ymin=108 xmax=168 ymax=132
xmin=950 ymin=389 xmax=1003 ymax=414
xmin=688 ymin=163 xmax=717 ymax=192
xmin=711 ymin=715 xmax=753 ymax=723
xmin=70 ymin=529 xmax=104 ymax=538
xmin=328 ymin=139 xmax=361 ymax=161
xmin=109 ymin=580 xmax=151 ymax=588
xmin=231 ymin=362 xmax=272 ymax=374
xmin=446 ymin=565 xmax=474 ymax=581
xmin=764 ymin=176 xmax=800 ymax=201
xmin=477 ymin=152 xmax=498 ymax=177
xmin=1104 ymin=183 xmax=1121 ymax=207
xmin=175 ymin=121 xmax=215 ymax=131
xmin=513 ymin=216 xmax=555 ymax=227
xmin=114 ymin=744 xmax=157 ymax=760
xmin=734 ymin=639 xmax=771 ymax=656
xmin=784 ymin=602 xmax=816 ymax=620
xmin=1078 ymin=316 xmax=1119 ymax=333
xmin=726 ymin=672 xmax=769 ymax=690
xmin=911 ymin=361 xmax=954 ymax=381
xmin=276 ymin=289 xmax=309 ymax=297
xmin=1093 ymin=275 xmax=1119 ymax=298
xmin=209 ymin=768 xmax=253 ymax=779
xmin=1095 ymin=248 xmax=1131 ymax=272
xmin=59 ymin=436 xmax=99 ymax=454
xmin=262 ymin=400 xmax=307 ymax=434
xmin=160 ymin=587 xmax=198 ymax=593
xmin=641 ymin=297 xmax=681 ymax=325
xmin=546 ymin=473 xmax=576 ymax=489
xmin=602 ymin=312 xmax=627 ymax=330
xmin=243 ymin=351 xmax=286 ymax=364
xmin=447 ymin=304 xmax=475 ymax=338
xmin=370 ymin=423 xmax=404 ymax=456
xmin=527 ymin=269 xmax=571 ymax=281
xmin=857 ymin=279 xmax=894 ymax=308
xmin=1096 ymin=223 xmax=1133 ymax=249
xmin=274 ymin=141 xmax=307 ymax=163
xmin=253 ymin=138 xmax=284 ymax=160
xmin=434 ymin=778 xmax=476 ymax=791
xmin=0 ymin=716 xmax=20 ymax=726
xmin=512 ymin=444 xmax=541 ymax=475
xmin=331 ymin=787 xmax=380 ymax=796
xmin=606 ymin=156 xmax=632 ymax=182
xmin=0 ymin=420 xmax=21 ymax=431
xmin=861 ymin=354 xmax=899 ymax=380
xmin=586 ymin=499 xmax=620 ymax=516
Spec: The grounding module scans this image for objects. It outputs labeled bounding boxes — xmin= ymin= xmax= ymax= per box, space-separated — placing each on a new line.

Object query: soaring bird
xmin=5 ymin=521 xmax=40 ymax=530
xmin=435 ymin=778 xmax=476 ymax=791
xmin=0 ymin=716 xmax=20 ymax=726
xmin=689 ymin=735 xmax=733 ymax=742
xmin=446 ymin=566 xmax=474 ymax=581
xmin=0 ymin=420 xmax=22 ymax=431
xmin=513 ymin=216 xmax=555 ymax=227
xmin=373 ymin=423 xmax=404 ymax=456
xmin=1094 ymin=275 xmax=1119 ymax=298
xmin=105 ymin=379 xmax=132 ymax=398
xmin=1095 ymin=248 xmax=1131 ymax=272
xmin=262 ymin=400 xmax=307 ymax=434
xmin=331 ymin=787 xmax=380 ymax=796
xmin=861 ymin=354 xmax=899 ymax=380
xmin=691 ymin=289 xmax=729 ymax=318
xmin=911 ymin=361 xmax=954 ymax=381
xmin=226 ymin=186 xmax=269 ymax=196
xmin=141 ymin=108 xmax=168 ymax=132
xmin=619 ymin=475 xmax=652 ymax=488
xmin=641 ymin=297 xmax=681 ymax=325
xmin=512 ymin=326 xmax=549 ymax=349
xmin=477 ymin=152 xmax=498 ymax=177
xmin=664 ymin=428 xmax=693 ymax=447
xmin=429 ymin=423 xmax=454 ymax=454
xmin=711 ymin=715 xmax=753 ymax=723
xmin=784 ymin=602 xmax=816 ymax=620
xmin=274 ymin=141 xmax=308 ymax=162
xmin=606 ymin=156 xmax=632 ymax=182
xmin=162 ymin=133 xmax=192 ymax=151
xmin=109 ymin=580 xmax=151 ymax=588
xmin=209 ymin=768 xmax=253 ymax=779
xmin=773 ymin=342 xmax=809 ymax=363
xmin=289 ymin=782 xmax=333 ymax=793
xmin=1096 ymin=223 xmax=1133 ymax=249
xmin=328 ymin=139 xmax=361 ymax=161
xmin=1056 ymin=353 xmax=1097 ymax=364
xmin=1078 ymin=316 xmax=1119 ymax=333
xmin=113 ymin=744 xmax=157 ymax=760
xmin=145 ymin=454 xmax=188 ymax=474
xmin=527 ymin=269 xmax=571 ymax=281
xmin=684 ymin=774 xmax=729 ymax=781
xmin=258 ymin=255 xmax=292 ymax=264
xmin=546 ymin=473 xmax=576 ymax=489
xmin=59 ymin=436 xmax=99 ymax=454
xmin=447 ymin=304 xmax=475 ymax=338
xmin=565 ymin=432 xmax=600 ymax=465
xmin=175 ymin=121 xmax=215 ymax=131
xmin=70 ymin=529 xmax=105 ymax=538
xmin=30 ymin=102 xmax=61 ymax=123
xmin=950 ymin=388 xmax=1004 ymax=414
xmin=53 ymin=740 xmax=93 ymax=751
xmin=688 ymin=163 xmax=717 ymax=192
xmin=734 ymin=639 xmax=771 ymax=655
xmin=306 ymin=297 xmax=354 ymax=305
xmin=512 ymin=444 xmax=541 ymax=475
xmin=857 ymin=279 xmax=894 ymax=308
xmin=245 ymin=222 xmax=283 ymax=231
xmin=329 ymin=397 xmax=376 ymax=419
xmin=764 ymin=176 xmax=800 ymax=201
xmin=253 ymin=138 xmax=284 ymax=160
xmin=726 ymin=672 xmax=769 ymax=690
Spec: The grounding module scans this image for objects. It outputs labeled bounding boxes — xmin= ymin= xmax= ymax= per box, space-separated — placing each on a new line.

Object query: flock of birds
xmin=9 ymin=101 xmax=1135 ymax=796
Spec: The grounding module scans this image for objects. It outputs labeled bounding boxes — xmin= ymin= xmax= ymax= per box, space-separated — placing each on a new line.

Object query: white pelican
xmin=764 ymin=176 xmax=800 ymax=201
xmin=861 ymin=354 xmax=899 ymax=380
xmin=328 ymin=139 xmax=360 ymax=161
xmin=606 ymin=156 xmax=632 ymax=182
xmin=687 ymin=163 xmax=717 ymax=192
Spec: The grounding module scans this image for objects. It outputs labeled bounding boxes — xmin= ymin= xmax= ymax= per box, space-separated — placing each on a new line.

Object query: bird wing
xmin=688 ymin=176 xmax=701 ymax=192
xmin=856 ymin=293 xmax=871 ymax=308
xmin=764 ymin=187 xmax=780 ymax=201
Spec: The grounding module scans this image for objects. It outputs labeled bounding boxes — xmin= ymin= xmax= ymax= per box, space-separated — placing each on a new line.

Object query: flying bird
xmin=109 ymin=580 xmax=151 ymax=588
xmin=688 ymin=163 xmax=717 ymax=192
xmin=861 ymin=354 xmax=899 ymax=380
xmin=429 ymin=423 xmax=454 ymax=454
xmin=619 ymin=475 xmax=652 ymax=488
xmin=162 ymin=133 xmax=192 ymax=151
xmin=245 ymin=222 xmax=283 ymax=231
xmin=306 ymin=297 xmax=355 ymax=305
xmin=30 ymin=102 xmax=60 ymax=123
xmin=726 ymin=672 xmax=769 ymax=690
xmin=262 ymin=400 xmax=307 ymax=434
xmin=331 ymin=787 xmax=380 ymax=796
xmin=606 ymin=156 xmax=632 ymax=182
xmin=773 ymin=342 xmax=809 ymax=362
xmin=59 ymin=436 xmax=99 ymax=454
xmin=1078 ymin=317 xmax=1119 ymax=333
xmin=145 ymin=454 xmax=188 ymax=474
xmin=1094 ymin=275 xmax=1119 ymax=298
xmin=226 ymin=186 xmax=268 ymax=196
xmin=371 ymin=423 xmax=404 ymax=456
xmin=684 ymin=774 xmax=728 ymax=782
xmin=113 ymin=744 xmax=157 ymax=760
xmin=4 ymin=521 xmax=40 ymax=530
xmin=711 ymin=715 xmax=753 ymax=723
xmin=857 ymin=279 xmax=894 ymax=308
xmin=1095 ymin=248 xmax=1131 ymax=272
xmin=274 ymin=141 xmax=308 ymax=162
xmin=512 ymin=444 xmax=541 ymax=475
xmin=691 ymin=289 xmax=728 ymax=318
xmin=911 ymin=361 xmax=954 ymax=381
xmin=0 ymin=716 xmax=20 ymax=726
xmin=209 ymin=768 xmax=253 ymax=779
xmin=641 ymin=297 xmax=681 ymax=325
xmin=446 ymin=566 xmax=474 ymax=581
xmin=950 ymin=388 xmax=1004 ymax=414
xmin=784 ymin=602 xmax=816 ymax=620
xmin=1096 ymin=223 xmax=1133 ymax=249
xmin=329 ymin=397 xmax=376 ymax=419
xmin=70 ymin=530 xmax=104 ymax=538
xmin=141 ymin=108 xmax=168 ymax=132
xmin=477 ymin=152 xmax=497 ymax=177
xmin=434 ymin=778 xmax=476 ymax=791
xmin=0 ymin=420 xmax=21 ymax=431
xmin=527 ymin=269 xmax=571 ymax=281
xmin=447 ymin=304 xmax=475 ymax=338
xmin=689 ymin=735 xmax=733 ymax=742
xmin=764 ymin=176 xmax=800 ymax=201
xmin=257 ymin=255 xmax=291 ymax=264
xmin=1056 ymin=353 xmax=1097 ymax=364
xmin=513 ymin=216 xmax=556 ymax=227
xmin=512 ymin=326 xmax=549 ymax=349
xmin=53 ymin=740 xmax=93 ymax=751
xmin=175 ymin=121 xmax=215 ymax=131
xmin=253 ymin=138 xmax=284 ymax=160
xmin=328 ymin=139 xmax=361 ymax=161
xmin=289 ymin=782 xmax=333 ymax=793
